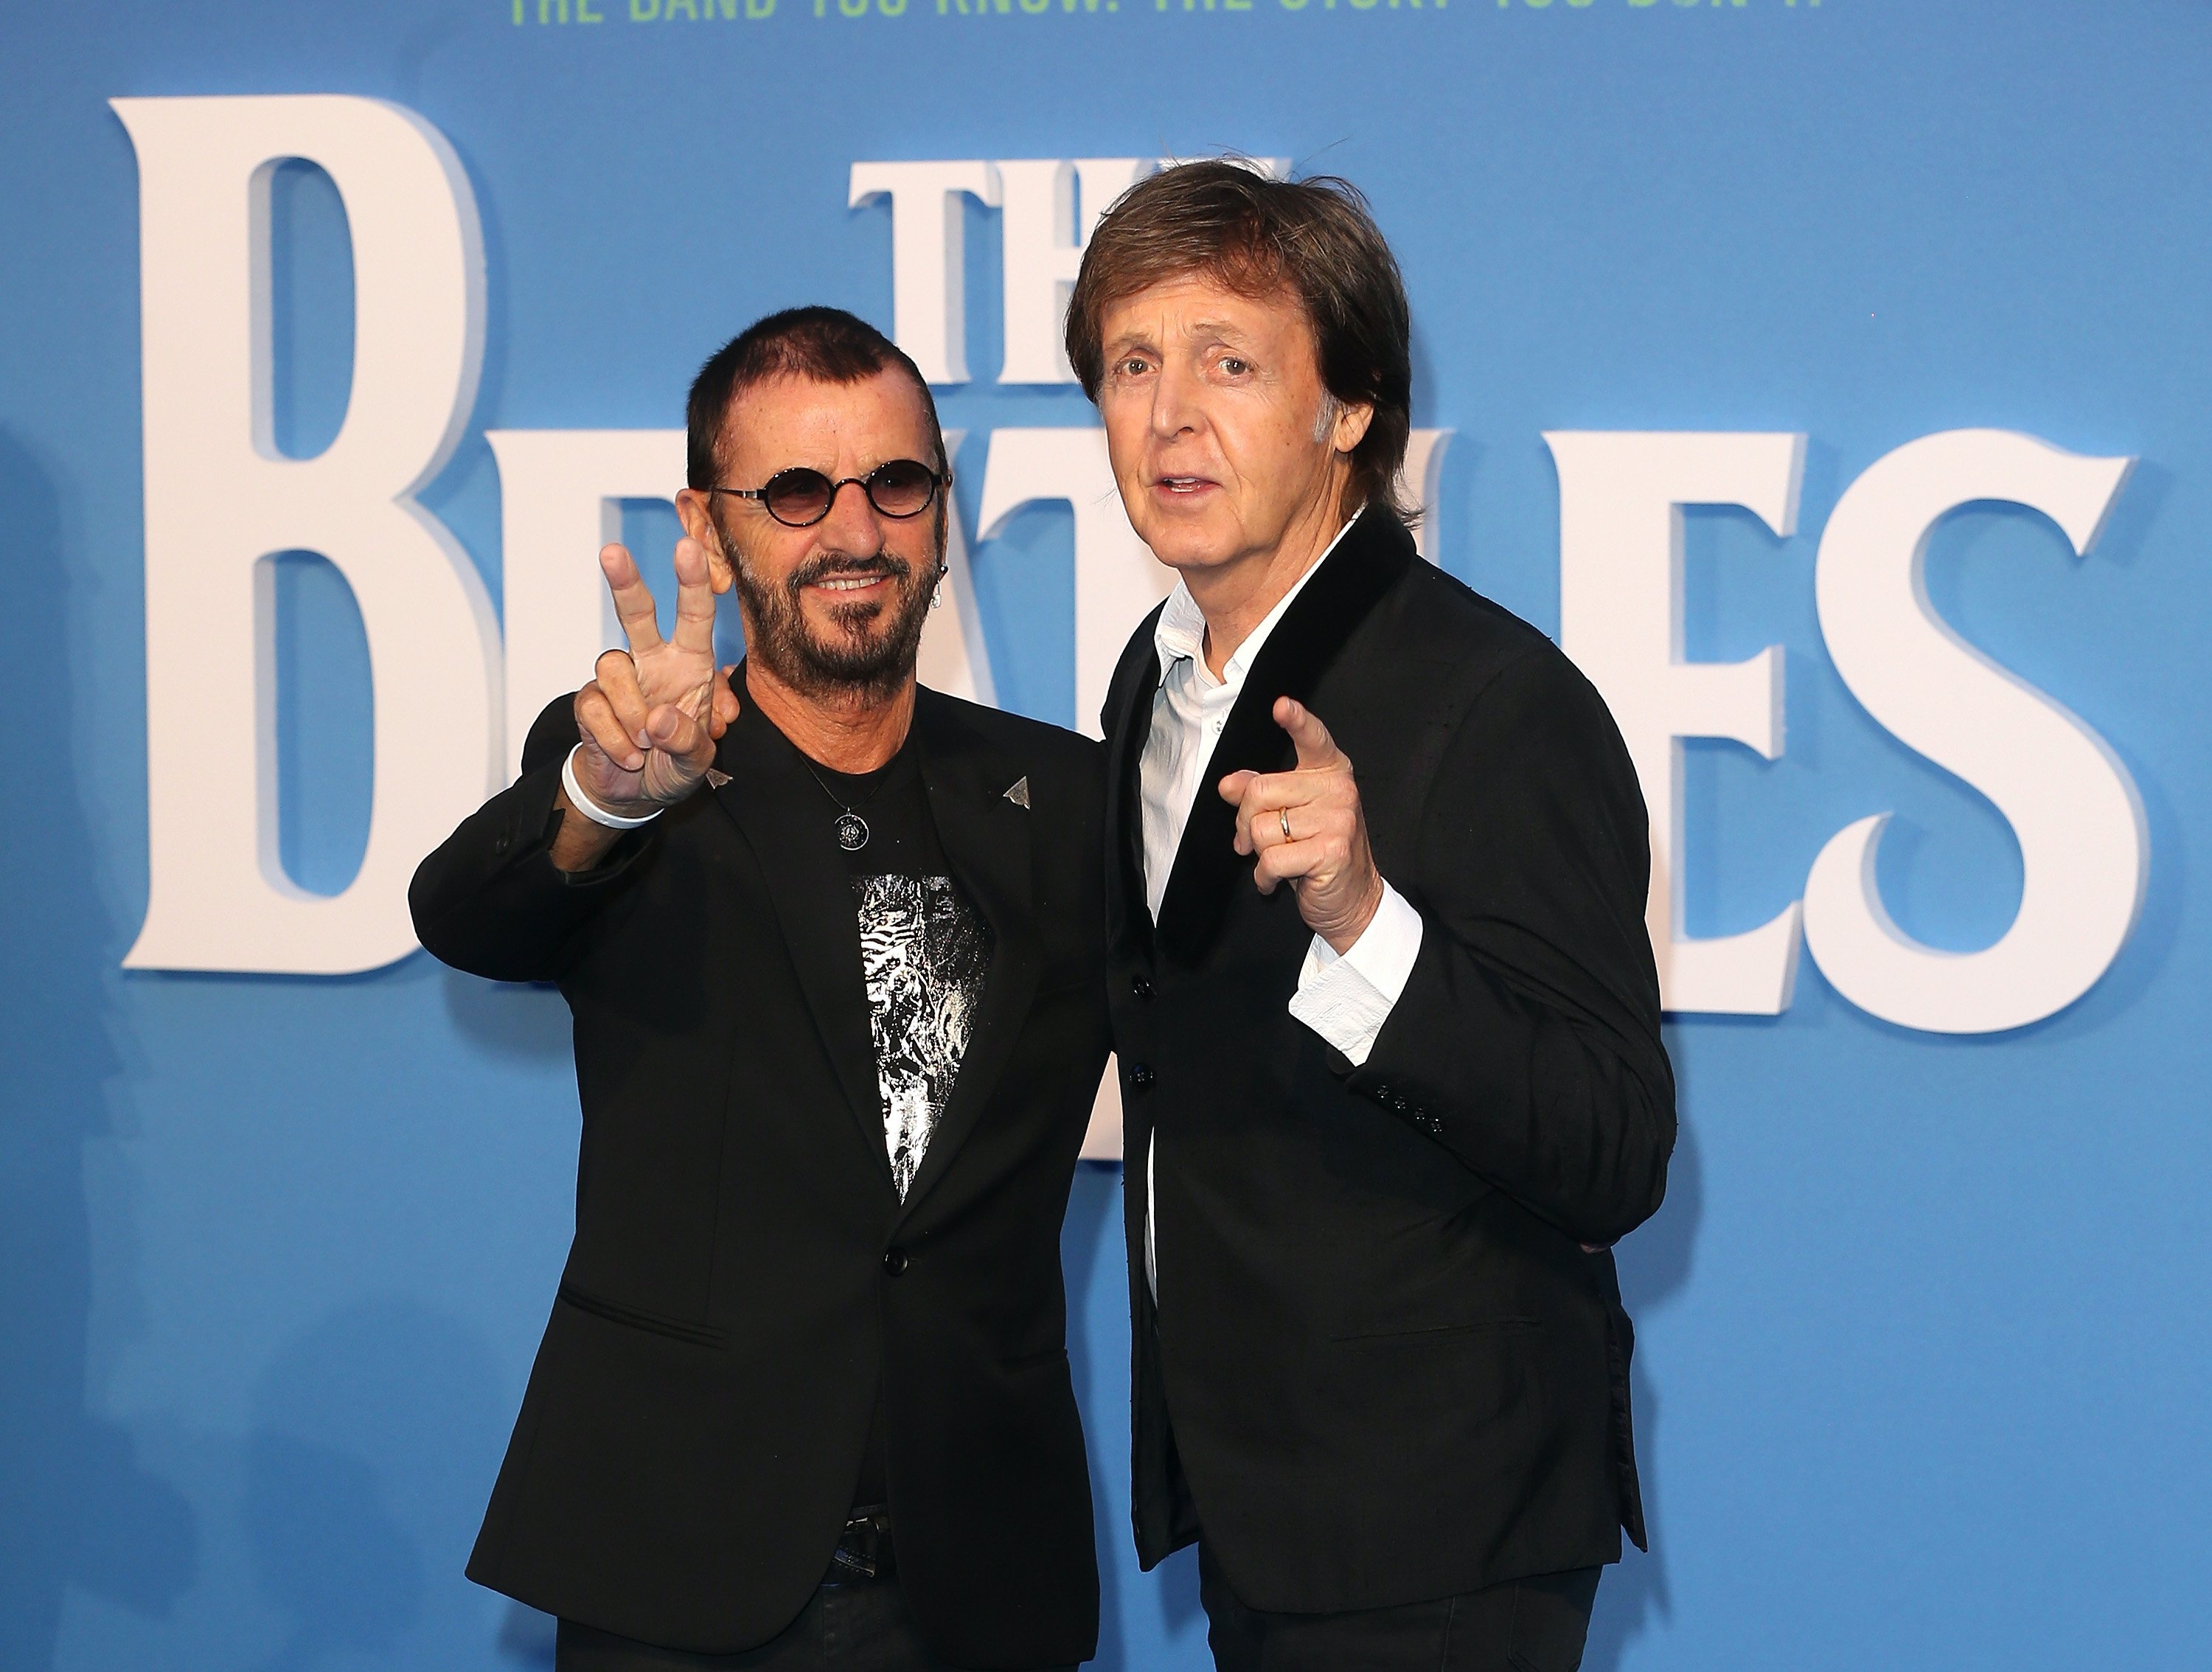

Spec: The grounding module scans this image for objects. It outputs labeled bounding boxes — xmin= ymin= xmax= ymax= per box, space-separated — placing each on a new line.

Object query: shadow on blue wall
xmin=440 ymin=967 xmax=576 ymax=1065
xmin=244 ymin=1301 xmax=509 ymax=1671
xmin=1584 ymin=1030 xmax=1705 ymax=1672
xmin=246 ymin=1430 xmax=425 ymax=1670
xmin=1060 ymin=1165 xmax=1126 ymax=1666
xmin=0 ymin=429 xmax=198 ymax=1668
xmin=1065 ymin=1164 xmax=1198 ymax=1668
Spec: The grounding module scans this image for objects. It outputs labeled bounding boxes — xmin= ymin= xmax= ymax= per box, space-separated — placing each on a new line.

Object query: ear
xmin=932 ymin=470 xmax=954 ymax=565
xmin=675 ymin=488 xmax=737 ymax=594
xmin=1331 ymin=400 xmax=1374 ymax=457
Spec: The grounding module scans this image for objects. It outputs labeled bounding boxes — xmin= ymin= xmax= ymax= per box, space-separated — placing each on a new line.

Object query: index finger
xmin=1275 ymin=696 xmax=1343 ymax=769
xmin=600 ymin=543 xmax=664 ymax=653
xmin=669 ymin=535 xmax=717 ymax=655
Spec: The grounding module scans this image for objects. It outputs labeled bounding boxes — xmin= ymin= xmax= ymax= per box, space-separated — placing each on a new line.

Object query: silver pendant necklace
xmin=801 ymin=760 xmax=873 ymax=853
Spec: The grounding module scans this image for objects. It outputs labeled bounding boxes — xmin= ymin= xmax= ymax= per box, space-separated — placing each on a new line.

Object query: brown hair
xmin=1064 ymin=160 xmax=1413 ymax=524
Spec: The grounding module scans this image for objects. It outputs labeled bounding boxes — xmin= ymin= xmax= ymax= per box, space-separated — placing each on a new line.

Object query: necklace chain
xmin=801 ymin=757 xmax=880 ymax=853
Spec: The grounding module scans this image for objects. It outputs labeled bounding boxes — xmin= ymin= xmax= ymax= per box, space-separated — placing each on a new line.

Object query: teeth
xmin=818 ymin=576 xmax=882 ymax=591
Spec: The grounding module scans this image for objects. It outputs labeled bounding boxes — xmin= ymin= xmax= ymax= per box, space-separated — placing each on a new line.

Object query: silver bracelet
xmin=561 ymin=746 xmax=664 ymax=830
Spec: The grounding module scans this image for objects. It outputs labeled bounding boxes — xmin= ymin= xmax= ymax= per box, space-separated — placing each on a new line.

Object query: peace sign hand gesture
xmin=569 ymin=537 xmax=740 ymax=818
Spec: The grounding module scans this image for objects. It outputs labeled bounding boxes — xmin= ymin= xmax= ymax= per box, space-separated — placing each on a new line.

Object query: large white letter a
xmin=115 ymin=96 xmax=498 ymax=975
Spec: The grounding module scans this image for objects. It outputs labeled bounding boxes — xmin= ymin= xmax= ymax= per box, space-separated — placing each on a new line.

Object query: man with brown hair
xmin=1068 ymin=162 xmax=1677 ymax=1670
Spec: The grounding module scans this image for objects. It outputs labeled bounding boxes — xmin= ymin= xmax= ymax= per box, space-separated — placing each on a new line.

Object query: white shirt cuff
xmin=1287 ymin=882 xmax=1424 ymax=1067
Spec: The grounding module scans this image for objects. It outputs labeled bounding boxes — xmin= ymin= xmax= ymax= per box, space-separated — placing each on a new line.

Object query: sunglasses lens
xmin=762 ymin=468 xmax=835 ymax=527
xmin=867 ymin=460 xmax=939 ymax=518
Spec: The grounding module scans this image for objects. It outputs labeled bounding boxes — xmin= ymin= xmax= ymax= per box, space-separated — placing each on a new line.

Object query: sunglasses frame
xmin=707 ymin=459 xmax=950 ymax=530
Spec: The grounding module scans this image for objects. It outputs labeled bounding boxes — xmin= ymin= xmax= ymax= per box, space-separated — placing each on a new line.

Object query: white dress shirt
xmin=1138 ymin=513 xmax=1425 ymax=1299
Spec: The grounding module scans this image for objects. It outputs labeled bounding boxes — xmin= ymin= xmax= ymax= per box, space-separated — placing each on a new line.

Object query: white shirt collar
xmin=1152 ymin=508 xmax=1366 ymax=689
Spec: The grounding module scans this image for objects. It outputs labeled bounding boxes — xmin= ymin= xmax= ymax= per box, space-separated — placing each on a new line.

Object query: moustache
xmin=788 ymin=552 xmax=911 ymax=594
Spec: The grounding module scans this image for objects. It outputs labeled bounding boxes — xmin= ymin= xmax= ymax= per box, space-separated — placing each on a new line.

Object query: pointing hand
xmin=1217 ymin=697 xmax=1385 ymax=955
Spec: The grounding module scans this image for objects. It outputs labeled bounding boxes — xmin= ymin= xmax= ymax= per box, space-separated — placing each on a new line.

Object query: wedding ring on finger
xmin=1279 ymin=807 xmax=1294 ymax=842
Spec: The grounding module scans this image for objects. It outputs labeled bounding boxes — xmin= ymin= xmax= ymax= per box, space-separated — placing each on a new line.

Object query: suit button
xmin=1129 ymin=1064 xmax=1156 ymax=1092
xmin=882 ymin=1248 xmax=909 ymax=1277
xmin=1131 ymin=976 xmax=1154 ymax=1001
xmin=493 ymin=831 xmax=512 ymax=856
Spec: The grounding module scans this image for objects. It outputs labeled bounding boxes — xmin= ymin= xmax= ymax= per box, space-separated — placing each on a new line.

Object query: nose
xmin=815 ymin=474 xmax=888 ymax=553
xmin=1150 ymin=359 xmax=1201 ymax=442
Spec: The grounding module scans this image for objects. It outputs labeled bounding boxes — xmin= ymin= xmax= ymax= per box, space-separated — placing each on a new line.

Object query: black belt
xmin=825 ymin=1505 xmax=894 ymax=1586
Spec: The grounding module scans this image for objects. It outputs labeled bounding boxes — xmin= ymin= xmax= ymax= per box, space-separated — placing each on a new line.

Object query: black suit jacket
xmin=409 ymin=672 xmax=1108 ymax=1668
xmin=1101 ymin=511 xmax=1675 ymax=1613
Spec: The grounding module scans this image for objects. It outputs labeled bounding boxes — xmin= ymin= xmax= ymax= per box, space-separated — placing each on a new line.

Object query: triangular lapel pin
xmin=1004 ymin=775 xmax=1030 ymax=810
xmin=704 ymin=767 xmax=732 ymax=790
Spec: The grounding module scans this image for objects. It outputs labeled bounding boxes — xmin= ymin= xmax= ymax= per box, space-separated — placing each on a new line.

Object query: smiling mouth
xmin=811 ymin=574 xmax=888 ymax=593
xmin=1157 ymin=476 xmax=1215 ymax=495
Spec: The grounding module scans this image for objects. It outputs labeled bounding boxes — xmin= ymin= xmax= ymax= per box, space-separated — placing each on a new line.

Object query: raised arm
xmin=408 ymin=535 xmax=738 ymax=982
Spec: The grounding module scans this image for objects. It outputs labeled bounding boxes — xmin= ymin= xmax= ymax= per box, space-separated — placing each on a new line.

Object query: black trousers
xmin=555 ymin=1580 xmax=965 ymax=1672
xmin=1199 ymin=1545 xmax=1601 ymax=1672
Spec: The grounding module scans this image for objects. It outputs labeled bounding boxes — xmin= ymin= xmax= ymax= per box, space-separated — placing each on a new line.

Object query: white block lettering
xmin=116 ymin=95 xmax=497 ymax=975
xmin=1804 ymin=430 xmax=2144 ymax=1033
xmin=1550 ymin=431 xmax=1806 ymax=1015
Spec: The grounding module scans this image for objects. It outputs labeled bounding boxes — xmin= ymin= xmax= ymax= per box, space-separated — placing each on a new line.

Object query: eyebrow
xmin=1104 ymin=319 xmax=1256 ymax=358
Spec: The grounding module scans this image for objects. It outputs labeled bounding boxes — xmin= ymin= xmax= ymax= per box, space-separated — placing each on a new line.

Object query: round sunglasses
xmin=708 ymin=459 xmax=947 ymax=530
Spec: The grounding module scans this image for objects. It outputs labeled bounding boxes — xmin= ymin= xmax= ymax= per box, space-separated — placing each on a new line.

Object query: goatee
xmin=721 ymin=516 xmax=937 ymax=706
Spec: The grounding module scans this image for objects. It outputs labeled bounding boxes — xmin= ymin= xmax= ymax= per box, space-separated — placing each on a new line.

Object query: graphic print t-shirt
xmin=820 ymin=740 xmax=992 ymax=1201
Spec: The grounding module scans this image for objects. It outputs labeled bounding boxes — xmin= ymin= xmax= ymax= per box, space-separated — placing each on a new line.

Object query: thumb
xmin=1217 ymin=769 xmax=1259 ymax=805
xmin=1275 ymin=697 xmax=1340 ymax=769
xmin=645 ymin=702 xmax=708 ymax=765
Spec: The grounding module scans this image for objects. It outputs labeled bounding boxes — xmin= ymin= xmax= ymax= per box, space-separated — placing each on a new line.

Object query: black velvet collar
xmin=1127 ymin=509 xmax=1416 ymax=966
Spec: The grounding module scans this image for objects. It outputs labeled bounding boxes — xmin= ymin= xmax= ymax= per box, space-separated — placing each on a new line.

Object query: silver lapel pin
xmin=1004 ymin=776 xmax=1030 ymax=810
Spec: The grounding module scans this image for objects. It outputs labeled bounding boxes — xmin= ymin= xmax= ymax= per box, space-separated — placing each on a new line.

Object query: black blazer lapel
xmin=1101 ymin=602 xmax=1169 ymax=957
xmin=709 ymin=673 xmax=893 ymax=1192
xmin=1154 ymin=510 xmax=1415 ymax=965
xmin=893 ymin=689 xmax=1040 ymax=1220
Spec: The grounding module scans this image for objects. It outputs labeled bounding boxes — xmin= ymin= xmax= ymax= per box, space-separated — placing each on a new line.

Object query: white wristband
xmin=561 ymin=746 xmax=664 ymax=830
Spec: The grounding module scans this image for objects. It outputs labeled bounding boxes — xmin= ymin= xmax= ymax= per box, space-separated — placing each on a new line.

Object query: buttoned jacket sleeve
xmin=1346 ymin=645 xmax=1677 ymax=1248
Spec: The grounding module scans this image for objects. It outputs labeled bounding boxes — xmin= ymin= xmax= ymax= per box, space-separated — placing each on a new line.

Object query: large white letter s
xmin=115 ymin=94 xmax=498 ymax=975
xmin=1804 ymin=430 xmax=2145 ymax=1033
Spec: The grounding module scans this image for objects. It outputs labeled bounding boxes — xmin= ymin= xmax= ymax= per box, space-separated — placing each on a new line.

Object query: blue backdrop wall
xmin=4 ymin=1 xmax=2210 ymax=1668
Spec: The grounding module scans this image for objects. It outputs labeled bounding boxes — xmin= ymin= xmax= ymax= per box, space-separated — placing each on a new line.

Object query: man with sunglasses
xmin=411 ymin=307 xmax=1107 ymax=1672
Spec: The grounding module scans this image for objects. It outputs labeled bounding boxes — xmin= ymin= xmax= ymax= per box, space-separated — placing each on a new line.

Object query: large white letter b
xmin=115 ymin=96 xmax=498 ymax=975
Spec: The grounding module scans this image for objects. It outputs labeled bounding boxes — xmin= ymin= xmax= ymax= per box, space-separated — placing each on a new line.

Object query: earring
xmin=931 ymin=561 xmax=948 ymax=609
